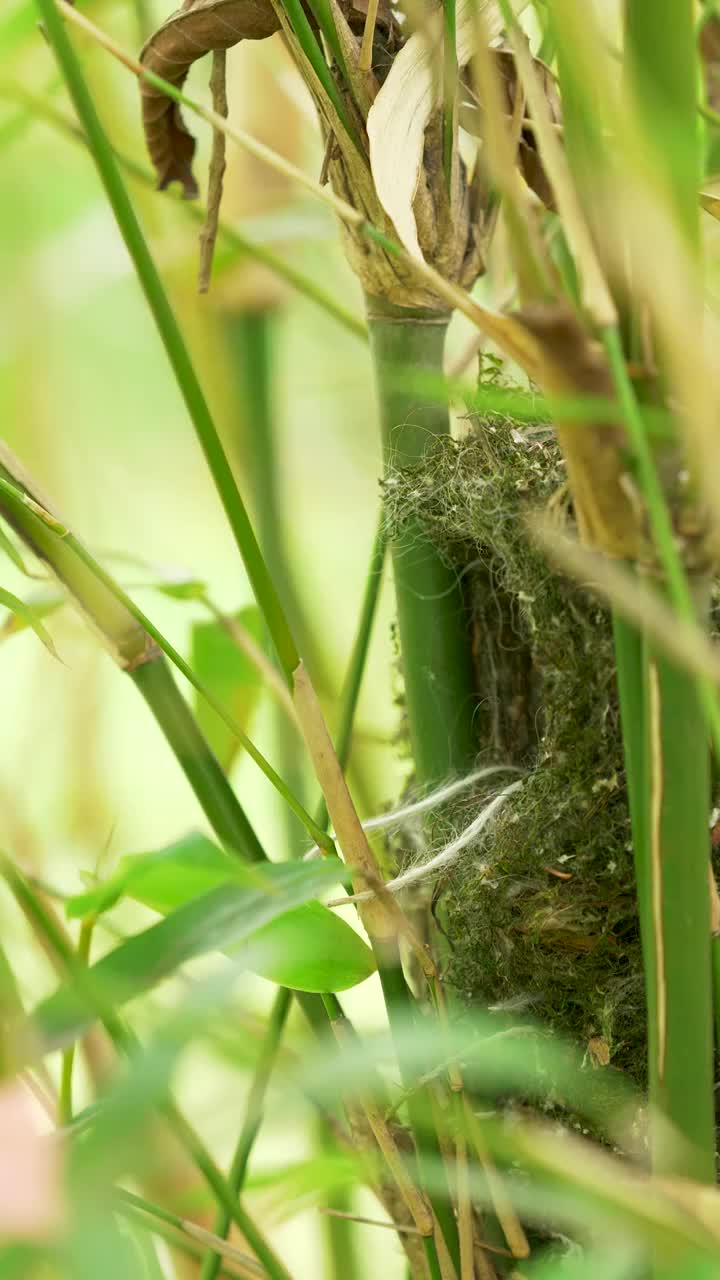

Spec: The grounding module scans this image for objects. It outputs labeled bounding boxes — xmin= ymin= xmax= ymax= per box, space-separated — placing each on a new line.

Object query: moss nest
xmin=383 ymin=414 xmax=646 ymax=1079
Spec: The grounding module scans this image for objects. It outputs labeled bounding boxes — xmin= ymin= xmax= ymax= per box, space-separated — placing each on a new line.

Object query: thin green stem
xmin=367 ymin=298 xmax=476 ymax=785
xmin=0 ymin=83 xmax=367 ymax=343
xmin=58 ymin=916 xmax=95 ymax=1125
xmin=712 ymin=932 xmax=720 ymax=1054
xmin=0 ymin=942 xmax=27 ymax=1076
xmin=314 ymin=516 xmax=386 ymax=831
xmin=377 ymin=959 xmax=459 ymax=1276
xmin=643 ymin=631 xmax=715 ymax=1182
xmin=442 ymin=0 xmax=457 ymax=190
xmin=113 ymin=1190 xmax=258 ymax=1280
xmin=601 ymin=327 xmax=720 ymax=758
xmin=611 ymin=610 xmax=657 ymax=1043
xmin=165 ymin=1101 xmax=294 ymax=1280
xmin=366 ymin=299 xmax=473 ymax=1270
xmin=604 ymin=339 xmax=715 ymax=1180
xmin=131 ymin=660 xmax=266 ymax=861
xmin=36 ymin=0 xmax=299 ymax=681
xmin=0 ymin=469 xmax=332 ymax=853
xmin=624 ymin=0 xmax=700 ymax=251
xmin=317 ymin=1114 xmax=362 ymax=1280
xmin=199 ymin=987 xmax=292 ymax=1280
xmin=269 ymin=0 xmax=358 ymax=144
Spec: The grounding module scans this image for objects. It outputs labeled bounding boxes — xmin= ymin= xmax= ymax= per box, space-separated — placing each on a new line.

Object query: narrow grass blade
xmin=33 ymin=859 xmax=347 ymax=1054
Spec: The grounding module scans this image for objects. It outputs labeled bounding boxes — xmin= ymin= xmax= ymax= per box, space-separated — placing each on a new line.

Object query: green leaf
xmin=191 ymin=606 xmax=265 ymax=770
xmin=0 ymin=522 xmax=31 ymax=575
xmin=65 ymin=833 xmax=374 ymax=994
xmin=152 ymin=577 xmax=207 ymax=600
xmin=65 ymin=833 xmax=241 ymax=919
xmin=0 ymin=585 xmax=62 ymax=657
xmin=35 ymin=857 xmax=355 ymax=1053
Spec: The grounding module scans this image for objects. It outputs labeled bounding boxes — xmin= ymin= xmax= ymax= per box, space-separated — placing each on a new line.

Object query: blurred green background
xmin=0 ymin=3 xmax=424 ymax=1271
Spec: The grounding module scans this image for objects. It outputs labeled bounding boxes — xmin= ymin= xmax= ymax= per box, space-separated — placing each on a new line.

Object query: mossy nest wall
xmin=383 ymin=415 xmax=646 ymax=1079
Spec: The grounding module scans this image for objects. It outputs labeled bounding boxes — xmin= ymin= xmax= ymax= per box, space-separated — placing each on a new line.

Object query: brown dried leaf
xmin=460 ymin=46 xmax=561 ymax=210
xmin=140 ymin=0 xmax=282 ymax=198
xmin=140 ymin=0 xmax=386 ymax=200
xmin=517 ymin=303 xmax=642 ymax=558
xmin=366 ymin=0 xmax=529 ymax=261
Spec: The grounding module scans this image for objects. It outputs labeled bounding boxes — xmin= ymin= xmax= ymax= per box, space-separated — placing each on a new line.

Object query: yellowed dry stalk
xmin=291 ymin=661 xmax=397 ymax=940
xmin=359 ymin=0 xmax=381 ymax=70
xmin=207 ymin=604 xmax=298 ymax=727
xmin=326 ymin=1006 xmax=435 ymax=1237
xmin=455 ymin=1124 xmax=475 ymax=1280
xmin=517 ymin=306 xmax=644 ymax=558
xmin=469 ymin=6 xmax=552 ymax=303
xmin=463 ymin=1100 xmax=529 ymax=1261
xmin=529 ymin=515 xmax=720 ymax=685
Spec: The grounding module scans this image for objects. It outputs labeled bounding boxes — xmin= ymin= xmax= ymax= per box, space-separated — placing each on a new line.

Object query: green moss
xmin=383 ymin=415 xmax=646 ymax=1079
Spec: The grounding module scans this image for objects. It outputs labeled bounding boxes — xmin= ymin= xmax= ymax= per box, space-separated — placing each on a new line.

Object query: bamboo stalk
xmin=199 ymin=988 xmax=292 ymax=1280
xmin=223 ymin=307 xmax=309 ymax=856
xmin=116 ymin=1192 xmax=261 ymax=1280
xmin=442 ymin=0 xmax=457 ymax=191
xmin=611 ymin=610 xmax=658 ymax=1072
xmin=314 ymin=515 xmax=386 ymax=831
xmin=37 ymin=0 xmax=299 ymax=682
xmin=58 ymin=917 xmax=94 ymax=1125
xmin=643 ymin=635 xmax=715 ymax=1182
xmin=624 ymin=0 xmax=700 ymax=252
xmin=324 ymin=1002 xmax=443 ymax=1280
xmin=366 ymin=297 xmax=477 ymax=785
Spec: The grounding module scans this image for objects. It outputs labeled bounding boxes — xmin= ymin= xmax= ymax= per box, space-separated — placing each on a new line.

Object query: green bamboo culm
xmin=366 ymin=298 xmax=476 ymax=785
xmin=224 ymin=307 xmax=308 ymax=856
xmin=611 ymin=610 xmax=657 ymax=1045
xmin=624 ymin=0 xmax=701 ymax=253
xmin=643 ymin=627 xmax=715 ymax=1184
xmin=617 ymin=3 xmax=716 ymax=1182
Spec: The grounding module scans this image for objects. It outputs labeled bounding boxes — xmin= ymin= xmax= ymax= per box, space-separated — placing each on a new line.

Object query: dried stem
xmin=198 ymin=49 xmax=228 ymax=293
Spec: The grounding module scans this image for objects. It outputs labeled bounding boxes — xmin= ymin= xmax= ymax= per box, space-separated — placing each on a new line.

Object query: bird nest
xmin=382 ymin=409 xmax=646 ymax=1079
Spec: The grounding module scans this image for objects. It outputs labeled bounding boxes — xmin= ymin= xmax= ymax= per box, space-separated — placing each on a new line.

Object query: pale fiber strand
xmin=327 ymin=780 xmax=523 ymax=906
xmin=303 ymin=764 xmax=522 ymax=861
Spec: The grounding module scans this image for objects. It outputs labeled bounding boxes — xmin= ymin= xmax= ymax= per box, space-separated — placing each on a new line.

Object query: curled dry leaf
xmin=140 ymin=0 xmax=384 ymax=199
xmin=140 ymin=0 xmax=282 ymax=198
xmin=460 ymin=45 xmax=562 ymax=211
xmin=366 ymin=0 xmax=529 ymax=261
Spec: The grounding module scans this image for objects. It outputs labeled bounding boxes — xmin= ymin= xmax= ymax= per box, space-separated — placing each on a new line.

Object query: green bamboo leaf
xmin=0 ymin=522 xmax=32 ymax=575
xmin=0 ymin=585 xmax=62 ymax=657
xmin=191 ymin=607 xmax=264 ymax=770
xmin=65 ymin=833 xmax=374 ymax=994
xmin=36 ymin=857 xmax=355 ymax=1052
xmin=153 ymin=577 xmax=207 ymax=601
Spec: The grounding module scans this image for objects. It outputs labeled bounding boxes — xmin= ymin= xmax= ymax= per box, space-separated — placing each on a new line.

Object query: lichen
xmin=383 ymin=413 xmax=646 ymax=1079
